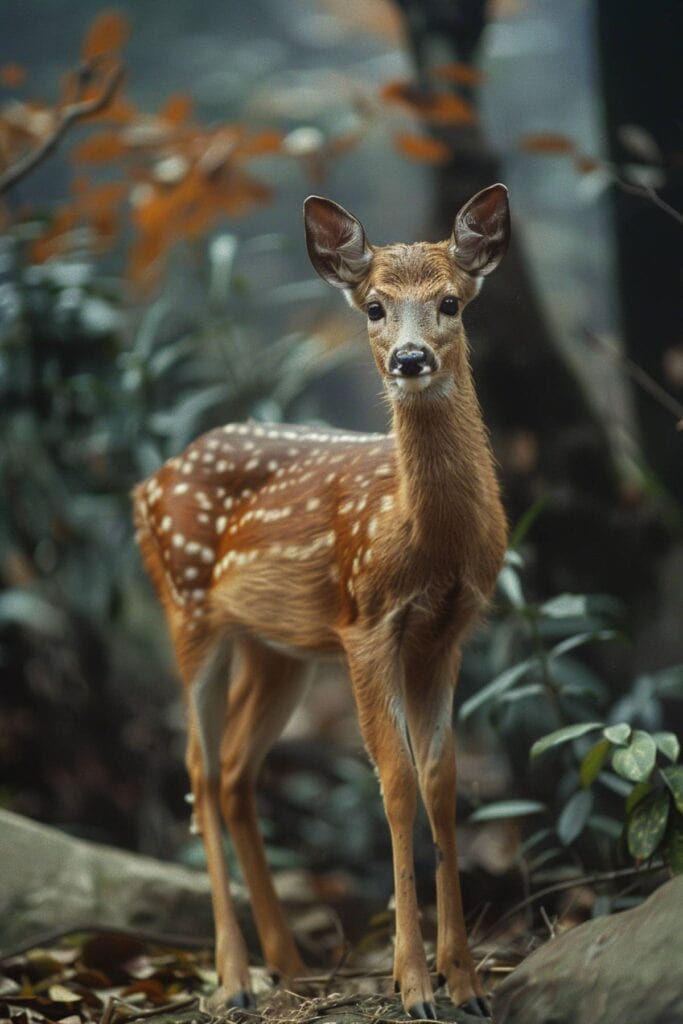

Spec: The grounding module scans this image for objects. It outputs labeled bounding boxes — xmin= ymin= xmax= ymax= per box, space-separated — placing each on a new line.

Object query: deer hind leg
xmin=183 ymin=630 xmax=253 ymax=1008
xmin=405 ymin=649 xmax=488 ymax=1016
xmin=344 ymin=643 xmax=436 ymax=1021
xmin=219 ymin=636 xmax=309 ymax=982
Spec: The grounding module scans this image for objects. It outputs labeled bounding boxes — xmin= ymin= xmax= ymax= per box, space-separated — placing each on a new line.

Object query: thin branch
xmin=614 ymin=175 xmax=683 ymax=227
xmin=475 ymin=860 xmax=664 ymax=945
xmin=0 ymin=922 xmax=214 ymax=964
xmin=0 ymin=59 xmax=124 ymax=195
xmin=583 ymin=327 xmax=683 ymax=429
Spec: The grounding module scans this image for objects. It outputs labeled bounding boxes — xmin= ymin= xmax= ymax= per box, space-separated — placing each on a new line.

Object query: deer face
xmin=304 ymin=185 xmax=510 ymax=401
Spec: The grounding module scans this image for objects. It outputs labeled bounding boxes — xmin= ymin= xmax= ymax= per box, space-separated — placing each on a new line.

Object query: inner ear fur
xmin=450 ymin=183 xmax=510 ymax=277
xmin=304 ymin=196 xmax=373 ymax=290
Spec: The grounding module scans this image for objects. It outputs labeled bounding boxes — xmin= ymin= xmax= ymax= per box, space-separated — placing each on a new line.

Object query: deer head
xmin=304 ymin=184 xmax=510 ymax=402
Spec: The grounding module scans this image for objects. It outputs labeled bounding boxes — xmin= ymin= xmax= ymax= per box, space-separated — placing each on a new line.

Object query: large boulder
xmin=492 ymin=874 xmax=683 ymax=1024
xmin=0 ymin=809 xmax=245 ymax=950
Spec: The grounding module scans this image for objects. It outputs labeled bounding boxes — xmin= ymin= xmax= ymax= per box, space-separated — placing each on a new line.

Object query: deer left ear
xmin=304 ymin=196 xmax=373 ymax=290
xmin=450 ymin=183 xmax=510 ymax=276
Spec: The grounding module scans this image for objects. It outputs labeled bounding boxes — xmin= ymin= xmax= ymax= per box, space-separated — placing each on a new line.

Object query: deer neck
xmin=390 ymin=359 xmax=497 ymax=562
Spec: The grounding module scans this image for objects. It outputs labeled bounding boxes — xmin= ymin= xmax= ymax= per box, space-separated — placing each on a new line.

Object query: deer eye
xmin=367 ymin=301 xmax=385 ymax=321
xmin=439 ymin=296 xmax=459 ymax=316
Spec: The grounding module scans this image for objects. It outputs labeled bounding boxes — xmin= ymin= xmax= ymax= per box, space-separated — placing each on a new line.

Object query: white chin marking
xmin=388 ymin=374 xmax=434 ymax=396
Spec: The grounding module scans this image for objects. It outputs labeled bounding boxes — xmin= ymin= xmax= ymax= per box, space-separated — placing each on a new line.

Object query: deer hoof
xmin=407 ymin=1001 xmax=437 ymax=1020
xmin=228 ymin=990 xmax=255 ymax=1009
xmin=461 ymin=995 xmax=490 ymax=1018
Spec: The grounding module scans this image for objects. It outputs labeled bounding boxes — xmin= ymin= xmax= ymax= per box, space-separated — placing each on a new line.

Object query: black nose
xmin=390 ymin=349 xmax=427 ymax=377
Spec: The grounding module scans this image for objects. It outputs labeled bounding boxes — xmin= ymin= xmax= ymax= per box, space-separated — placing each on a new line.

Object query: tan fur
xmin=133 ymin=185 xmax=510 ymax=1017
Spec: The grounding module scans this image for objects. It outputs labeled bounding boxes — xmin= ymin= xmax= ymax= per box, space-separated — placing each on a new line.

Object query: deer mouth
xmin=386 ymin=371 xmax=435 ymax=396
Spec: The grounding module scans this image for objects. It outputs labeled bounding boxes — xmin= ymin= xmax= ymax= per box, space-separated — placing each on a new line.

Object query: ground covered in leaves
xmin=0 ymin=928 xmax=520 ymax=1024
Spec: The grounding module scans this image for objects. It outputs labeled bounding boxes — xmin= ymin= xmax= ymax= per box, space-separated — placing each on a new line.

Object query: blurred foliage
xmin=0 ymin=12 xmax=286 ymax=290
xmin=460 ymin=540 xmax=683 ymax=898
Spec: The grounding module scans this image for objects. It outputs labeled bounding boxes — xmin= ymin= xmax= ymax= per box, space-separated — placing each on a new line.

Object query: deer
xmin=133 ymin=183 xmax=510 ymax=1020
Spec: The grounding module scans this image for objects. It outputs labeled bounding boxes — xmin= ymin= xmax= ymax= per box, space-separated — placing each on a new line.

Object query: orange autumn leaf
xmin=394 ymin=132 xmax=450 ymax=164
xmin=433 ymin=62 xmax=484 ymax=86
xmin=77 ymin=180 xmax=128 ymax=213
xmin=82 ymin=93 xmax=137 ymax=125
xmin=127 ymin=227 xmax=168 ymax=287
xmin=90 ymin=206 xmax=120 ymax=251
xmin=82 ymin=11 xmax=130 ymax=60
xmin=519 ymin=133 xmax=576 ymax=154
xmin=381 ymin=81 xmax=476 ymax=125
xmin=30 ymin=206 xmax=79 ymax=263
xmin=574 ymin=153 xmax=602 ymax=174
xmin=0 ymin=63 xmax=27 ymax=88
xmin=237 ymin=129 xmax=283 ymax=159
xmin=213 ymin=173 xmax=271 ymax=216
xmin=162 ymin=93 xmax=194 ymax=126
xmin=72 ymin=132 xmax=127 ymax=163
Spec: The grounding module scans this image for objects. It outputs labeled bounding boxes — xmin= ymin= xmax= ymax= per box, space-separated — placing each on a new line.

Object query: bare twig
xmin=119 ymin=995 xmax=199 ymax=1021
xmin=539 ymin=905 xmax=556 ymax=940
xmin=614 ymin=175 xmax=683 ymax=227
xmin=475 ymin=860 xmax=664 ymax=945
xmin=0 ymin=59 xmax=124 ymax=194
xmin=582 ymin=327 xmax=683 ymax=429
xmin=0 ymin=922 xmax=214 ymax=964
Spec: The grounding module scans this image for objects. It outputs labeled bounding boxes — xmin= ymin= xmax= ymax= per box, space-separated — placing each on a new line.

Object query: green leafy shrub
xmin=460 ymin=545 xmax=683 ymax=883
xmin=532 ymin=719 xmax=683 ymax=871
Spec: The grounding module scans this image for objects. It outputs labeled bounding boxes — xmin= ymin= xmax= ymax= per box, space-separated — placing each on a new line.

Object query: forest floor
xmin=0 ymin=925 xmax=525 ymax=1024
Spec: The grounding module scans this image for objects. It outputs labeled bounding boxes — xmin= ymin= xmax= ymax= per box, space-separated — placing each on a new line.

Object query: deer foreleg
xmin=346 ymin=647 xmax=436 ymax=1020
xmin=405 ymin=655 xmax=488 ymax=1017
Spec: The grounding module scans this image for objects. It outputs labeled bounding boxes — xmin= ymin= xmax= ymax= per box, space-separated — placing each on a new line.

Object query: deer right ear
xmin=304 ymin=196 xmax=373 ymax=290
xmin=450 ymin=183 xmax=510 ymax=277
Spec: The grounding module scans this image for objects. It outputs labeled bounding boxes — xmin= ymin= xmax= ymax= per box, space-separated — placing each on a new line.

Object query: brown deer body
xmin=134 ymin=185 xmax=510 ymax=1019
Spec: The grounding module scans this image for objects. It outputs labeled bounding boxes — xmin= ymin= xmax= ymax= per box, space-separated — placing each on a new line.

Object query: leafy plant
xmin=461 ymin=545 xmax=683 ymax=882
xmin=532 ymin=720 xmax=683 ymax=872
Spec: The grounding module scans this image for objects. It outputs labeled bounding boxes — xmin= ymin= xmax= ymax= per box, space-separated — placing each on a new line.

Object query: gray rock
xmin=492 ymin=874 xmax=683 ymax=1024
xmin=0 ymin=809 xmax=248 ymax=951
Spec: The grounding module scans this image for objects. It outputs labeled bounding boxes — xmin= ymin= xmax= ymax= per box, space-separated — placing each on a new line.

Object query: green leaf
xmin=664 ymin=811 xmax=683 ymax=874
xmin=504 ymin=548 xmax=524 ymax=567
xmin=0 ymin=589 xmax=66 ymax=638
xmin=626 ymin=780 xmax=652 ymax=815
xmin=508 ymin=495 xmax=549 ymax=548
xmin=549 ymin=630 xmax=618 ymax=659
xmin=653 ymin=732 xmax=680 ymax=763
xmin=603 ymin=723 xmax=631 ymax=746
xmin=648 ymin=666 xmax=683 ymax=700
xmin=458 ymin=657 xmax=535 ymax=721
xmin=557 ymin=789 xmax=593 ymax=846
xmin=540 ymin=594 xmax=589 ymax=618
xmin=661 ymin=766 xmax=683 ymax=814
xmin=498 ymin=683 xmax=545 ymax=704
xmin=469 ymin=800 xmax=546 ymax=822
xmin=612 ymin=730 xmax=657 ymax=783
xmin=627 ymin=789 xmax=670 ymax=861
xmin=530 ymin=722 xmax=603 ymax=760
xmin=497 ymin=565 xmax=525 ymax=608
xmin=580 ymin=738 xmax=611 ymax=788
